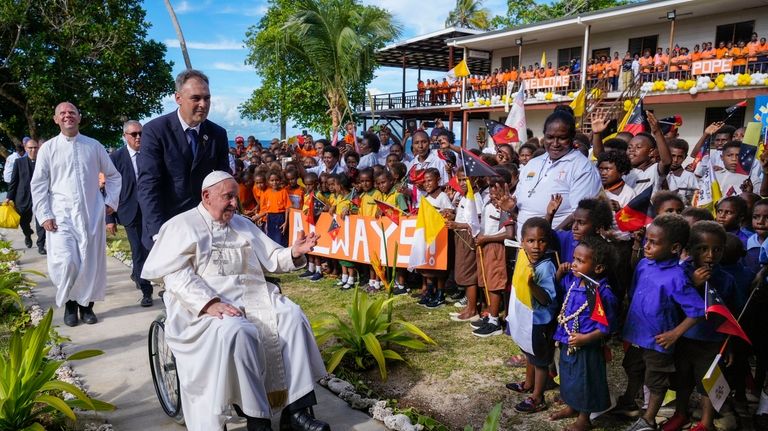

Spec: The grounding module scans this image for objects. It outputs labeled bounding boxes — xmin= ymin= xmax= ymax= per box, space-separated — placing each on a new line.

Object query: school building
xmin=355 ymin=0 xmax=768 ymax=147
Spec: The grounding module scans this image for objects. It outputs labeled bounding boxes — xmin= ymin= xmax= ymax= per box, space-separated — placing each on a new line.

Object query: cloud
xmin=164 ymin=38 xmax=244 ymax=50
xmin=212 ymin=62 xmax=255 ymax=72
xmin=216 ymin=5 xmax=268 ymax=17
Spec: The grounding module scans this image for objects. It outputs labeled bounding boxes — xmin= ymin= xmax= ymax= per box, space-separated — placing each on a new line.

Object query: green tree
xmin=271 ymin=0 xmax=400 ymax=132
xmin=491 ymin=0 xmax=635 ymax=29
xmin=445 ymin=0 xmax=492 ymax=30
xmin=240 ymin=0 xmax=329 ymax=138
xmin=0 ymin=0 xmax=174 ymax=150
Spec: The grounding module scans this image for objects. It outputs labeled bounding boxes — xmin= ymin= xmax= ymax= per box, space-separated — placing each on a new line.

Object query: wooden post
xmin=462 ymin=110 xmax=469 ymax=148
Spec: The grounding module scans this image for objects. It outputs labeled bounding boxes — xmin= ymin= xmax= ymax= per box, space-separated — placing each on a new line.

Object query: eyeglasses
xmin=125 ymin=131 xmax=142 ymax=138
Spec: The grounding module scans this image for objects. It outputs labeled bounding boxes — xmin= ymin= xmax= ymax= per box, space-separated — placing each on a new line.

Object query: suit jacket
xmin=7 ymin=156 xmax=34 ymax=213
xmin=106 ymin=146 xmax=141 ymax=227
xmin=137 ymin=110 xmax=230 ymax=248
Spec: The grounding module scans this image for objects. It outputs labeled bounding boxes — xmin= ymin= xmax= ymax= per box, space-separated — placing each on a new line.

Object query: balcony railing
xmin=354 ymin=58 xmax=768 ymax=113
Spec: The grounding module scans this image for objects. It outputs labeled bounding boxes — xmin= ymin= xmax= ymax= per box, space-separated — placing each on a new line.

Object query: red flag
xmin=590 ymin=287 xmax=609 ymax=326
xmin=615 ymin=187 xmax=654 ymax=232
xmin=305 ymin=192 xmax=326 ymax=226
xmin=408 ymin=166 xmax=425 ymax=185
xmin=622 ymin=100 xmax=650 ymax=136
xmin=725 ymin=100 xmax=747 ymax=115
xmin=375 ymin=199 xmax=402 ymax=224
xmin=485 ymin=119 xmax=519 ymax=144
xmin=447 ymin=176 xmax=464 ymax=195
xmin=328 ymin=216 xmax=341 ymax=240
xmin=705 ymin=283 xmax=750 ymax=344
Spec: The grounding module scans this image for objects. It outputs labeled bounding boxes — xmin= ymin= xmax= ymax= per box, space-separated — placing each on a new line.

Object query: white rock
xmin=326 ymin=377 xmax=354 ymax=394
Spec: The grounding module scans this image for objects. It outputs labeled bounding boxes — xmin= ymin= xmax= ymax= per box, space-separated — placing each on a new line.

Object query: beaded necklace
xmin=557 ymin=277 xmax=590 ymax=355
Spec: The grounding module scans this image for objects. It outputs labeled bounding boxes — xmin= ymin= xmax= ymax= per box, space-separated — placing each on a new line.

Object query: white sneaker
xmin=454 ymin=296 xmax=468 ymax=308
xmin=336 ymin=279 xmax=347 ymax=286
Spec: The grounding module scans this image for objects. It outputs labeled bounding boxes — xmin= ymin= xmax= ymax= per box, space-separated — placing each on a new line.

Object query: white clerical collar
xmin=177 ymin=109 xmax=200 ymax=133
xmin=196 ymin=203 xmax=228 ymax=229
xmin=60 ymin=132 xmax=79 ymax=142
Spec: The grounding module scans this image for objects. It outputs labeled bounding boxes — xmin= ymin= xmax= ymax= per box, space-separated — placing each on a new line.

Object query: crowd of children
xmin=230 ymin=103 xmax=768 ymax=430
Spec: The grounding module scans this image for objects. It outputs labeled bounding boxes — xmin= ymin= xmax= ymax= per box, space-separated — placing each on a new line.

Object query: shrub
xmin=0 ymin=308 xmax=115 ymax=430
xmin=312 ymin=287 xmax=436 ymax=381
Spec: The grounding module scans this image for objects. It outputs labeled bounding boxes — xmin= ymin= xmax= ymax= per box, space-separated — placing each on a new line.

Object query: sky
xmin=141 ymin=0 xmax=508 ymax=139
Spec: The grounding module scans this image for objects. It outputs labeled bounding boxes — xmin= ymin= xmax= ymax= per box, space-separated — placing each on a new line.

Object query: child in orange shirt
xmin=251 ymin=172 xmax=268 ymax=224
xmin=284 ymin=169 xmax=304 ymax=209
xmin=238 ymin=171 xmax=257 ymax=214
xmin=255 ymin=171 xmax=290 ymax=246
xmin=298 ymin=172 xmax=325 ymax=281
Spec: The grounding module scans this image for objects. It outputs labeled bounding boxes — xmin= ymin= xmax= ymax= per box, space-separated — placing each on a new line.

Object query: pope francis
xmin=142 ymin=171 xmax=329 ymax=431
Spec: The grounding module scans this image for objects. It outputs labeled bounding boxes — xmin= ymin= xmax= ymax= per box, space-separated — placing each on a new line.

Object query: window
xmin=716 ymin=21 xmax=755 ymax=45
xmin=501 ymin=55 xmax=519 ymax=70
xmin=704 ymin=106 xmax=745 ymax=130
xmin=628 ymin=35 xmax=658 ymax=57
xmin=591 ymin=48 xmax=610 ymax=61
xmin=557 ymin=47 xmax=582 ymax=68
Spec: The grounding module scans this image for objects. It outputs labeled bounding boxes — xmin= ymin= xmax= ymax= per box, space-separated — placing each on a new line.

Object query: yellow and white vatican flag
xmin=407 ymin=197 xmax=446 ymax=271
xmin=506 ymin=248 xmax=534 ymax=353
xmin=702 ymin=354 xmax=730 ymax=412
xmin=446 ymin=59 xmax=470 ymax=82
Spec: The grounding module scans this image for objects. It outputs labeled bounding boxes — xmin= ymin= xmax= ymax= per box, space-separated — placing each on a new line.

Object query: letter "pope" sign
xmin=288 ymin=209 xmax=448 ymax=270
xmin=692 ymin=59 xmax=733 ymax=75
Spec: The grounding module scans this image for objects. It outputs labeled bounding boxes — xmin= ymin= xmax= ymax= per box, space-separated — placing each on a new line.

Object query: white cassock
xmin=30 ymin=133 xmax=121 ymax=307
xmin=141 ymin=204 xmax=326 ymax=431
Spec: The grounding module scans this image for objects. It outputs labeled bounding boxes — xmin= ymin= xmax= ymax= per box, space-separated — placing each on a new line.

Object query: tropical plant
xmin=0 ymin=269 xmax=42 ymax=317
xmin=463 ymin=403 xmax=502 ymax=431
xmin=274 ymin=0 xmax=401 ymax=131
xmin=312 ymin=286 xmax=435 ymax=380
xmin=0 ymin=240 xmax=20 ymax=263
xmin=0 ymin=308 xmax=115 ymax=430
xmin=445 ymin=0 xmax=492 ymax=30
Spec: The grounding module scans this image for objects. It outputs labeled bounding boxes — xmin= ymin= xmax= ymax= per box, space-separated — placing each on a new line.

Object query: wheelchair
xmin=148 ymin=277 xmax=283 ymax=425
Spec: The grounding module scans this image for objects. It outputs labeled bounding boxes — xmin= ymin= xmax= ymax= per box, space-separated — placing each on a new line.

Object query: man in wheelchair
xmin=143 ymin=171 xmax=330 ymax=431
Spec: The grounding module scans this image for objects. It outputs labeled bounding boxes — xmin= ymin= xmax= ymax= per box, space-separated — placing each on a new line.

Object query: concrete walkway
xmin=4 ymin=227 xmax=384 ymax=431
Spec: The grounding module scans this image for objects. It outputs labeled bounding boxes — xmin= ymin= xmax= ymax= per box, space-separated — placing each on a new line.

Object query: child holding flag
xmin=619 ymin=214 xmax=704 ymax=431
xmin=329 ymin=174 xmax=357 ymax=290
xmin=664 ymin=221 xmax=737 ymax=431
xmin=417 ymin=168 xmax=454 ymax=304
xmin=298 ymin=172 xmax=324 ymax=280
xmin=550 ymin=236 xmax=618 ymax=431
xmin=508 ymin=217 xmax=559 ymax=414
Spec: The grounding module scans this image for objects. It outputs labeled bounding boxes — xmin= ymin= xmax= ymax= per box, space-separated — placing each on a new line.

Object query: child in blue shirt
xmin=509 ymin=217 xmax=559 ymax=414
xmin=715 ymin=196 xmax=751 ymax=246
xmin=550 ymin=236 xmax=618 ymax=430
xmin=619 ymin=214 xmax=704 ymax=431
xmin=668 ymin=221 xmax=736 ymax=431
xmin=745 ymin=199 xmax=768 ymax=276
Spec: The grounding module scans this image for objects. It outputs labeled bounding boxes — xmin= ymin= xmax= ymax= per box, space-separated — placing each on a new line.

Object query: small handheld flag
xmin=460 ymin=148 xmax=498 ymax=177
xmin=659 ymin=115 xmax=683 ymax=136
xmin=328 ymin=216 xmax=341 ymax=240
xmin=622 ymin=99 xmax=650 ymax=136
xmin=375 ymin=199 xmax=403 ymax=225
xmin=615 ymin=187 xmax=654 ymax=232
xmin=725 ymin=100 xmax=748 ymax=116
xmin=736 ymin=144 xmax=757 ymax=175
xmin=305 ymin=192 xmax=326 ymax=226
xmin=705 ymin=282 xmax=750 ymax=344
xmin=702 ymin=354 xmax=730 ymax=412
xmin=485 ymin=119 xmax=519 ymax=144
xmin=577 ymin=271 xmax=609 ymax=326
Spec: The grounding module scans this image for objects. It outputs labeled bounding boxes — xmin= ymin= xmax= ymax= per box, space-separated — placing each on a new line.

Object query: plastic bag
xmin=0 ymin=202 xmax=21 ymax=229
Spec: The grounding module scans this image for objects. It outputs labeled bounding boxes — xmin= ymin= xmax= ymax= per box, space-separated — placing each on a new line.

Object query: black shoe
xmin=79 ymin=302 xmax=98 ymax=324
xmin=38 ymin=247 xmax=46 ymax=255
xmin=246 ymin=417 xmax=273 ymax=431
xmin=472 ymin=320 xmax=503 ymax=338
xmin=470 ymin=316 xmax=489 ymax=329
xmin=64 ymin=300 xmax=79 ymax=327
xmin=392 ymin=284 xmax=409 ymax=295
xmin=140 ymin=295 xmax=153 ymax=307
xmin=24 ymin=236 xmax=32 ymax=248
xmin=280 ymin=408 xmax=330 ymax=431
xmin=445 ymin=291 xmax=464 ymax=303
xmin=425 ymin=292 xmax=446 ymax=308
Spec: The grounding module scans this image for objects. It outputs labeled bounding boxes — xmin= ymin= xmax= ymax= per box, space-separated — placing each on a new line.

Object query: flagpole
xmin=477 ymin=246 xmax=492 ymax=308
xmin=717 ymin=281 xmax=759 ymax=355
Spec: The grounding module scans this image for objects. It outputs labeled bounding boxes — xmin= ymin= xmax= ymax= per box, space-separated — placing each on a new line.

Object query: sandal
xmin=514 ymin=396 xmax=548 ymax=413
xmin=505 ymin=354 xmax=527 ymax=367
xmin=505 ymin=381 xmax=533 ymax=393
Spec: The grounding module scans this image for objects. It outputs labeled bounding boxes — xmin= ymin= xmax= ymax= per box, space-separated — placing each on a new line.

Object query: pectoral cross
xmin=212 ymin=249 xmax=228 ymax=276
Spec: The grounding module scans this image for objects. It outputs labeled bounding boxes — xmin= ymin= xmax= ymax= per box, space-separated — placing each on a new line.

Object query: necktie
xmin=186 ymin=128 xmax=198 ymax=158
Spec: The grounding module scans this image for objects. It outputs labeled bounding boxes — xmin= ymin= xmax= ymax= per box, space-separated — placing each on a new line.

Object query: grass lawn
xmin=106 ymin=226 xmax=131 ymax=254
xmin=278 ymin=271 xmax=632 ymax=431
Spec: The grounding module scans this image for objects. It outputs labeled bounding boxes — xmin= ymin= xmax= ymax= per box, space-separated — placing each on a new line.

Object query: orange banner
xmin=524 ymin=75 xmax=570 ymax=89
xmin=288 ymin=209 xmax=448 ymax=270
xmin=692 ymin=58 xmax=733 ymax=75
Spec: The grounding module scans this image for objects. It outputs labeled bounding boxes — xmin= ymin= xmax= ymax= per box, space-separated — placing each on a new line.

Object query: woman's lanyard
xmin=527 ymin=155 xmax=550 ymax=198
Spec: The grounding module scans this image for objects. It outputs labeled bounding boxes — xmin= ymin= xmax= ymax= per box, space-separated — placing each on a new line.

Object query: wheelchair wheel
xmin=148 ymin=317 xmax=184 ymax=424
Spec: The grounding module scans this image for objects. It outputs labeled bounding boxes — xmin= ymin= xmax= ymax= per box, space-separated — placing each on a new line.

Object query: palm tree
xmin=445 ymin=0 xmax=492 ymax=30
xmin=277 ymin=0 xmax=400 ymax=130
xmin=163 ymin=0 xmax=192 ymax=69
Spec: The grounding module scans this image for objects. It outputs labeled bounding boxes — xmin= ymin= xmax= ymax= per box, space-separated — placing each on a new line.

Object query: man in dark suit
xmin=137 ymin=69 xmax=230 ymax=250
xmin=6 ymin=138 xmax=45 ymax=254
xmin=107 ymin=120 xmax=153 ymax=307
